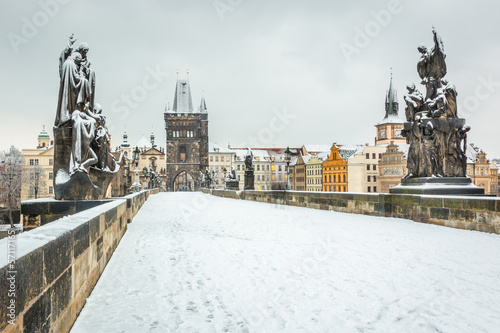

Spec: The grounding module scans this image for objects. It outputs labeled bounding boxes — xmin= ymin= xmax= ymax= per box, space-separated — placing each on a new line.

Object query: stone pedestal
xmin=226 ymin=179 xmax=239 ymax=190
xmin=244 ymin=170 xmax=255 ymax=190
xmin=53 ymin=127 xmax=117 ymax=200
xmin=390 ymin=177 xmax=485 ymax=195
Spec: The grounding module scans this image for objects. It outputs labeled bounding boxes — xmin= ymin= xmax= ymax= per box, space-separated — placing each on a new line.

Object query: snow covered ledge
xmin=0 ymin=190 xmax=151 ymax=333
xmin=201 ymin=189 xmax=500 ymax=235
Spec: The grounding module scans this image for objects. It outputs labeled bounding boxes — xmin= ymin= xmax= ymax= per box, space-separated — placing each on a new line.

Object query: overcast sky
xmin=1 ymin=0 xmax=499 ymax=158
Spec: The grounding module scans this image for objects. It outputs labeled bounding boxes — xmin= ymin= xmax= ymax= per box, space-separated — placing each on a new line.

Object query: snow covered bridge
xmin=71 ymin=192 xmax=500 ymax=332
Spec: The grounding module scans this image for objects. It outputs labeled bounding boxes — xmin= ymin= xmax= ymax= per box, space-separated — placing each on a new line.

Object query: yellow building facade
xmin=322 ymin=145 xmax=348 ymax=192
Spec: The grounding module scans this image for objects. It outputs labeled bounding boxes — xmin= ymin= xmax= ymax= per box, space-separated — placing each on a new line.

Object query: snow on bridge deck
xmin=71 ymin=192 xmax=500 ymax=332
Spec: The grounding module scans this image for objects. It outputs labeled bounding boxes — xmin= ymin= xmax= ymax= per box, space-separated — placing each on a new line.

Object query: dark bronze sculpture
xmin=53 ymin=34 xmax=120 ymax=200
xmin=244 ymin=148 xmax=255 ymax=190
xmin=392 ymin=28 xmax=484 ymax=195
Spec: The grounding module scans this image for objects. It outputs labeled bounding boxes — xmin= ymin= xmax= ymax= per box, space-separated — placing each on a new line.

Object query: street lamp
xmin=285 ymin=146 xmax=292 ymax=190
xmin=132 ymin=146 xmax=141 ymax=192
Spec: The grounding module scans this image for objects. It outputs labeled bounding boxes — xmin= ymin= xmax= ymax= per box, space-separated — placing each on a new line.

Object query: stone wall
xmin=201 ymin=189 xmax=500 ymax=234
xmin=0 ymin=190 xmax=153 ymax=333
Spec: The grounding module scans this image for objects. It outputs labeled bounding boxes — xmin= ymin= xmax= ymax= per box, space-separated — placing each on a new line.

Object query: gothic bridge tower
xmin=164 ymin=75 xmax=208 ymax=191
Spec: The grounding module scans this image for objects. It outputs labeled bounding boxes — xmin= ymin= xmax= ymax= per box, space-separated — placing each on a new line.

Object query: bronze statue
xmin=53 ymin=35 xmax=119 ymax=200
xmin=401 ymin=28 xmax=470 ymax=180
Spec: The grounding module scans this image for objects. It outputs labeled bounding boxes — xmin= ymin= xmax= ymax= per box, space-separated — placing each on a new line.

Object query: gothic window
xmin=179 ymin=146 xmax=187 ymax=162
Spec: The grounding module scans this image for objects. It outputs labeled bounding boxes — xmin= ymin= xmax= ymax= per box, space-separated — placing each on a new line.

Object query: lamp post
xmin=285 ymin=146 xmax=292 ymax=190
xmin=133 ymin=146 xmax=140 ymax=192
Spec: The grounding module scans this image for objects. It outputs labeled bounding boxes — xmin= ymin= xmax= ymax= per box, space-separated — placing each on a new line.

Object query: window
xmin=343 ymin=175 xmax=346 ymax=182
xmin=179 ymin=146 xmax=187 ymax=162
xmin=372 ymin=153 xmax=376 ymax=159
xmin=267 ymin=165 xmax=270 ymax=171
xmin=215 ymin=156 xmax=219 ymax=162
xmin=373 ymin=176 xmax=377 ymax=182
xmin=49 ymin=173 xmax=53 ymax=180
xmin=238 ymin=175 xmax=240 ymax=181
xmin=29 ymin=159 xmax=34 ymax=166
xmin=49 ymin=186 xmax=53 ymax=194
xmin=366 ymin=165 xmax=370 ymax=171
xmin=221 ymin=156 xmax=224 ymax=162
xmin=367 ymin=176 xmax=371 ymax=182
xmin=373 ymin=186 xmax=377 ymax=193
xmin=278 ymin=165 xmax=282 ymax=171
xmin=257 ymin=175 xmax=260 ymax=181
xmin=29 ymin=186 xmax=35 ymax=195
xmin=333 ymin=175 xmax=336 ymax=182
xmin=210 ymin=156 xmax=213 ymax=162
xmin=373 ymin=165 xmax=377 ymax=171
xmin=237 ymin=165 xmax=240 ymax=171
xmin=368 ymin=186 xmax=371 ymax=192
xmin=49 ymin=159 xmax=53 ymax=166
xmin=257 ymin=165 xmax=260 ymax=171
xmin=366 ymin=153 xmax=369 ymax=159
xmin=379 ymin=153 xmax=382 ymax=160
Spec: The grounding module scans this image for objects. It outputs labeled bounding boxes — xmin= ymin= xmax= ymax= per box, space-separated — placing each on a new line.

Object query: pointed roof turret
xmin=199 ymin=96 xmax=207 ymax=113
xmin=385 ymin=70 xmax=399 ymax=118
xmin=172 ymin=73 xmax=194 ymax=113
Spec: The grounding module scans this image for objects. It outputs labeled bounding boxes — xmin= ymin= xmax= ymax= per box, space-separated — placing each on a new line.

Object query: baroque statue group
xmin=53 ymin=34 xmax=119 ymax=200
xmin=402 ymin=28 xmax=469 ymax=179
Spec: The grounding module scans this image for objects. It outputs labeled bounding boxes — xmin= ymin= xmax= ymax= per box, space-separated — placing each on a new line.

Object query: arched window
xmin=179 ymin=146 xmax=187 ymax=162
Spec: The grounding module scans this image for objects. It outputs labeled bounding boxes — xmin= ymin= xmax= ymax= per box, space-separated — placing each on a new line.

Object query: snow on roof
xmin=377 ymin=113 xmax=405 ymax=125
xmin=303 ymin=144 xmax=331 ymax=154
xmin=338 ymin=145 xmax=365 ymax=159
xmin=395 ymin=143 xmax=410 ymax=159
xmin=466 ymin=148 xmax=478 ymax=163
xmin=302 ymin=155 xmax=312 ymax=164
xmin=135 ymin=136 xmax=152 ymax=148
xmin=209 ymin=142 xmax=234 ymax=153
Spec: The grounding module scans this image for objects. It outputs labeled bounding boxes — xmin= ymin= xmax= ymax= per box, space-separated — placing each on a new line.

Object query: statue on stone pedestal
xmin=53 ymin=34 xmax=119 ymax=200
xmin=392 ymin=28 xmax=484 ymax=195
xmin=401 ymin=28 xmax=469 ymax=180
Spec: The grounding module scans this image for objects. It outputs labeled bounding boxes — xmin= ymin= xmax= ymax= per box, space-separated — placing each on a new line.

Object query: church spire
xmin=385 ymin=69 xmax=399 ymax=117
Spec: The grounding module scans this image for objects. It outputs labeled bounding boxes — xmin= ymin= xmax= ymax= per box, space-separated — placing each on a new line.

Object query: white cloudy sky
xmin=1 ymin=0 xmax=499 ymax=157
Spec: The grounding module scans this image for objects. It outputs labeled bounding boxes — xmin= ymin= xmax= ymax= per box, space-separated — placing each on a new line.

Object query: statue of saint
xmin=245 ymin=148 xmax=254 ymax=171
xmin=404 ymin=83 xmax=424 ymax=121
xmin=417 ymin=28 xmax=447 ymax=84
xmin=70 ymin=109 xmax=98 ymax=175
xmin=419 ymin=122 xmax=438 ymax=177
xmin=441 ymin=78 xmax=458 ymax=117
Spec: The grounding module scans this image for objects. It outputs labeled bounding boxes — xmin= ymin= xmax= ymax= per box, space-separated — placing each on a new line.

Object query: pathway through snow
xmin=71 ymin=192 xmax=500 ymax=332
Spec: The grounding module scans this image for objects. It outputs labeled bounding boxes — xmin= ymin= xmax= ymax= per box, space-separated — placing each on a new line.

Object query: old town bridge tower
xmin=164 ymin=76 xmax=209 ymax=191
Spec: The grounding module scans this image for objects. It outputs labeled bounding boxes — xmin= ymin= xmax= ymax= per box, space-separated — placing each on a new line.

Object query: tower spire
xmin=385 ymin=70 xmax=398 ymax=117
